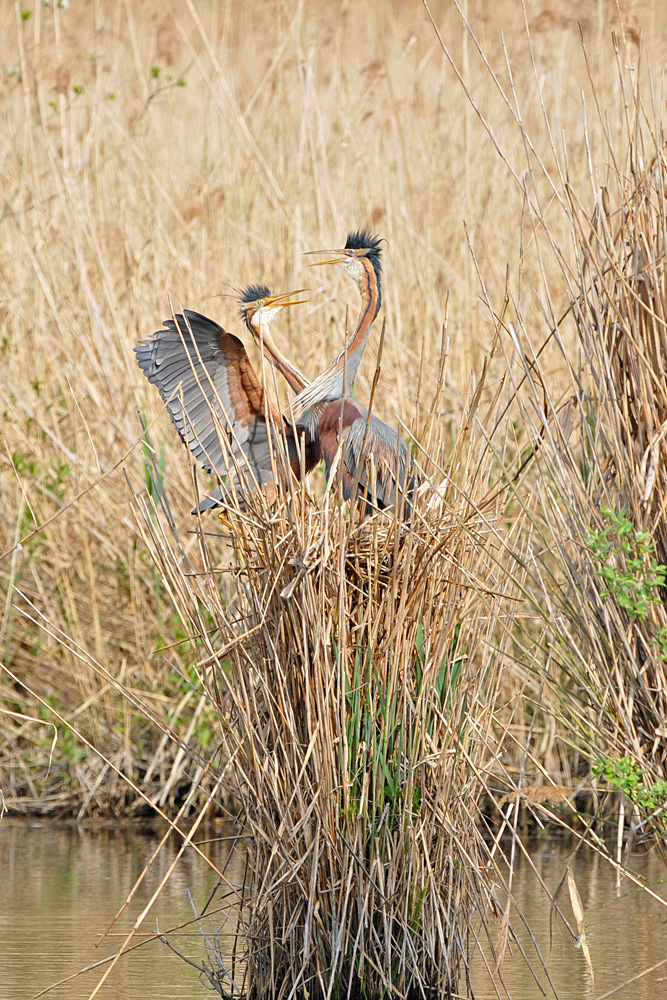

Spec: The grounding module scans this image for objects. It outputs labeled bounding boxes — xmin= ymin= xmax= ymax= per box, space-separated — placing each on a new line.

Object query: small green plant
xmin=142 ymin=438 xmax=167 ymax=505
xmin=13 ymin=454 xmax=70 ymax=502
xmin=342 ymin=617 xmax=466 ymax=829
xmin=12 ymin=452 xmax=38 ymax=477
xmin=593 ymin=755 xmax=667 ymax=814
xmin=43 ymin=462 xmax=70 ymax=500
xmin=586 ymin=506 xmax=666 ymax=620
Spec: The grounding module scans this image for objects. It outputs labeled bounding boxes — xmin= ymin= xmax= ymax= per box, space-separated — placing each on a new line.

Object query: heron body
xmin=299 ymin=229 xmax=415 ymax=512
xmin=318 ymin=397 xmax=414 ymax=512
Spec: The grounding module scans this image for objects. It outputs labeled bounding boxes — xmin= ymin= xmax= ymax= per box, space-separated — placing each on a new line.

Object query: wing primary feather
xmin=137 ymin=310 xmax=274 ymax=502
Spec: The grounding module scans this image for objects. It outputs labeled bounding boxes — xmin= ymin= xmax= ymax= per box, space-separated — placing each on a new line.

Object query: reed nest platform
xmin=132 ymin=402 xmax=528 ymax=999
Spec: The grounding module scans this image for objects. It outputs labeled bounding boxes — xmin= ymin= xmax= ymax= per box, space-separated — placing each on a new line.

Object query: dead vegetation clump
xmin=130 ymin=372 xmax=532 ymax=997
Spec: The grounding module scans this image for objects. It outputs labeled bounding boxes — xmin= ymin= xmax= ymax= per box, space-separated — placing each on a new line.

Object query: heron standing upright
xmin=134 ymin=286 xmax=318 ymax=512
xmin=296 ymin=230 xmax=415 ymax=512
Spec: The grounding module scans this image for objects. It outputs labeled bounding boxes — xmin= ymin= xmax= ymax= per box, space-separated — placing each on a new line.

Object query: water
xmin=471 ymin=840 xmax=667 ymax=999
xmin=0 ymin=819 xmax=244 ymax=1000
xmin=1 ymin=820 xmax=666 ymax=999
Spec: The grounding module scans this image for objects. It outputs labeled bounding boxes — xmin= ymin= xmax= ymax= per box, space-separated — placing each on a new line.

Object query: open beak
xmin=304 ymin=249 xmax=348 ymax=267
xmin=264 ymin=288 xmax=309 ymax=308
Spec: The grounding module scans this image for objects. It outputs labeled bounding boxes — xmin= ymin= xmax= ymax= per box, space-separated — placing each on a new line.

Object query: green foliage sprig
xmin=593 ymin=755 xmax=667 ymax=814
xmin=586 ymin=506 xmax=666 ymax=621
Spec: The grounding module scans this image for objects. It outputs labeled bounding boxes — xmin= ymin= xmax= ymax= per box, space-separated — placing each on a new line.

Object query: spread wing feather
xmin=135 ymin=309 xmax=290 ymax=498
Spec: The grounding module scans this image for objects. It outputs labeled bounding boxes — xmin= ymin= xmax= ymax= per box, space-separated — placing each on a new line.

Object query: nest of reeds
xmin=132 ymin=383 xmax=529 ymax=999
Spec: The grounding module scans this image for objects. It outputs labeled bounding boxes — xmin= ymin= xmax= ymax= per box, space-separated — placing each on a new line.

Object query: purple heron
xmin=298 ymin=229 xmax=415 ymax=512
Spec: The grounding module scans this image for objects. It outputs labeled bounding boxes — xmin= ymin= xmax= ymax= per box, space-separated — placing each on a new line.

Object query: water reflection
xmin=0 ymin=819 xmax=243 ymax=1000
xmin=472 ymin=840 xmax=667 ymax=999
xmin=1 ymin=821 xmax=666 ymax=999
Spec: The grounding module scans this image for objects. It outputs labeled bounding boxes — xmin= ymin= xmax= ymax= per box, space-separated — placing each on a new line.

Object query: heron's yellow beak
xmin=304 ymin=249 xmax=348 ymax=267
xmin=264 ymin=288 xmax=310 ymax=308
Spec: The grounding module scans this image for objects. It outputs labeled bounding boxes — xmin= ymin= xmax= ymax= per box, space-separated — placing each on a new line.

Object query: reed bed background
xmin=498 ymin=98 xmax=667 ymax=845
xmin=3 ymin=0 xmax=667 ymax=993
xmin=2 ymin=0 xmax=665 ymax=816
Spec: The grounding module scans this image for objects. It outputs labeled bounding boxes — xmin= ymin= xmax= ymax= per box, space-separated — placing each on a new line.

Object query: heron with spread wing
xmin=135 ymin=287 xmax=318 ymax=512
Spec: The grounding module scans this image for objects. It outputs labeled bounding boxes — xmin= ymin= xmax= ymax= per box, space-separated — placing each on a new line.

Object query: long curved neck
xmin=338 ymin=257 xmax=380 ymax=396
xmin=256 ymin=318 xmax=309 ymax=395
xmin=293 ymin=257 xmax=380 ymax=414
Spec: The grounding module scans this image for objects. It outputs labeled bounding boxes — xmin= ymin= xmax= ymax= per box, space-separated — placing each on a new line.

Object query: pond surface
xmin=0 ymin=819 xmax=243 ymax=1000
xmin=1 ymin=820 xmax=666 ymax=999
xmin=472 ymin=839 xmax=667 ymax=999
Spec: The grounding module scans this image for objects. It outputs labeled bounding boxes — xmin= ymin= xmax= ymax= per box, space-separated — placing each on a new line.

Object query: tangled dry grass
xmin=129 ymin=341 xmax=534 ymax=996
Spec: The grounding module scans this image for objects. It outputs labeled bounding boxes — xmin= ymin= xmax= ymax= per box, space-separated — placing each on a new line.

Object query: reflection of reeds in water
xmin=133 ymin=368 xmax=530 ymax=998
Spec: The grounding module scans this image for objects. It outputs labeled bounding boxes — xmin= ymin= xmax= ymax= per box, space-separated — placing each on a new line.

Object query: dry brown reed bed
xmin=2 ymin=0 xmax=667 ymax=816
xmin=4 ymin=2 xmax=667 ymax=996
xmin=128 ymin=358 xmax=537 ymax=997
xmin=440 ymin=19 xmax=667 ymax=842
xmin=507 ymin=114 xmax=667 ymax=829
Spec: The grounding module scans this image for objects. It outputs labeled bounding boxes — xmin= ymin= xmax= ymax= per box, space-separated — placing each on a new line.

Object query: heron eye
xmin=257 ymin=299 xmax=265 ymax=307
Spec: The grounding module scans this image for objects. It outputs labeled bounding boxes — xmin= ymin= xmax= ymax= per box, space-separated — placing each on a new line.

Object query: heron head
xmin=239 ymin=285 xmax=309 ymax=338
xmin=305 ymin=229 xmax=382 ymax=288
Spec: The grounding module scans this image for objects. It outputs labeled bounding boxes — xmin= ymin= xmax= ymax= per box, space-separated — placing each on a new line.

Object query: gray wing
xmin=135 ymin=310 xmax=290 ymax=501
xmin=343 ymin=412 xmax=416 ymax=512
